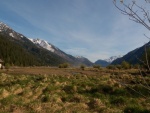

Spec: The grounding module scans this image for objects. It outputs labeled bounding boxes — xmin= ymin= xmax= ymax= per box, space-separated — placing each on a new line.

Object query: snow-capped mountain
xmin=0 ymin=22 xmax=10 ymax=31
xmin=0 ymin=22 xmax=24 ymax=39
xmin=95 ymin=56 xmax=122 ymax=67
xmin=29 ymin=38 xmax=55 ymax=52
xmin=29 ymin=38 xmax=93 ymax=66
xmin=75 ymin=56 xmax=84 ymax=59
xmin=28 ymin=38 xmax=71 ymax=60
xmin=105 ymin=56 xmax=122 ymax=63
xmin=0 ymin=21 xmax=93 ymax=66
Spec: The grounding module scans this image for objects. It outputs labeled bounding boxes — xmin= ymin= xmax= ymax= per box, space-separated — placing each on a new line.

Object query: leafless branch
xmin=113 ymin=0 xmax=150 ymax=98
xmin=113 ymin=1 xmax=150 ymax=30
xmin=144 ymin=34 xmax=150 ymax=40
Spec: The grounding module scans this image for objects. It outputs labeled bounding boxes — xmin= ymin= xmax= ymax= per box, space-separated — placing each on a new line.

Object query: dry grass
xmin=0 ymin=67 xmax=149 ymax=113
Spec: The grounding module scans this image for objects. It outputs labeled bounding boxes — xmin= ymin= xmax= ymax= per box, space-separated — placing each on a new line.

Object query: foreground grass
xmin=0 ymin=68 xmax=149 ymax=113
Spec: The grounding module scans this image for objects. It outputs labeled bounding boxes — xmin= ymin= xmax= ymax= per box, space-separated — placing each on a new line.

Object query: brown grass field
xmin=0 ymin=67 xmax=149 ymax=113
xmin=3 ymin=67 xmax=100 ymax=75
xmin=1 ymin=66 xmax=138 ymax=76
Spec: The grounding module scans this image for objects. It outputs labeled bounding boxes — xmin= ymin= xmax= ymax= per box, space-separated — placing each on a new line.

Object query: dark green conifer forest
xmin=0 ymin=35 xmax=41 ymax=66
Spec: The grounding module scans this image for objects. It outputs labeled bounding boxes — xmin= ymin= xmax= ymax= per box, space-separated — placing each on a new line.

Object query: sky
xmin=0 ymin=0 xmax=150 ymax=62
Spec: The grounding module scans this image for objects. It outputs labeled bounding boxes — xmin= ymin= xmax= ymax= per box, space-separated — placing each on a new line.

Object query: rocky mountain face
xmin=0 ymin=22 xmax=93 ymax=66
xmin=29 ymin=38 xmax=55 ymax=52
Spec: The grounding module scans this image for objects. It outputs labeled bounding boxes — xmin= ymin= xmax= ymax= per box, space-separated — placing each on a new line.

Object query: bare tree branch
xmin=113 ymin=0 xmax=150 ymax=98
xmin=113 ymin=0 xmax=150 ymax=30
xmin=144 ymin=34 xmax=150 ymax=40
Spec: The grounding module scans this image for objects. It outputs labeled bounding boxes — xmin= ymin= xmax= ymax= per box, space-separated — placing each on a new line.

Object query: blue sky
xmin=0 ymin=0 xmax=149 ymax=62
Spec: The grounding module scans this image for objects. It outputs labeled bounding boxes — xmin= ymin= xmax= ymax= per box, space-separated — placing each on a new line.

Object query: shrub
xmin=58 ymin=63 xmax=69 ymax=68
xmin=106 ymin=65 xmax=115 ymax=70
xmin=121 ymin=61 xmax=130 ymax=69
xmin=80 ymin=65 xmax=85 ymax=70
xmin=133 ymin=64 xmax=140 ymax=69
xmin=5 ymin=63 xmax=10 ymax=69
xmin=93 ymin=65 xmax=101 ymax=69
xmin=116 ymin=65 xmax=122 ymax=70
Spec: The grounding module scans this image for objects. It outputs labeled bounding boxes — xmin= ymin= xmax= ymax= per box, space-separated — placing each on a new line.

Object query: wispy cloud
xmin=0 ymin=0 xmax=149 ymax=62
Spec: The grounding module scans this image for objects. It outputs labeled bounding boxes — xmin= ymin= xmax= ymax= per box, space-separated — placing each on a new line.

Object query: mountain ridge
xmin=111 ymin=42 xmax=150 ymax=65
xmin=0 ymin=21 xmax=93 ymax=66
xmin=95 ymin=56 xmax=121 ymax=67
xmin=28 ymin=38 xmax=93 ymax=66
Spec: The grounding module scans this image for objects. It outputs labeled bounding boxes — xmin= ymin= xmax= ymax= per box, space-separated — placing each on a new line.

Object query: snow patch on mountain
xmin=75 ymin=56 xmax=84 ymax=59
xmin=105 ymin=55 xmax=122 ymax=63
xmin=9 ymin=33 xmax=14 ymax=38
xmin=0 ymin=22 xmax=10 ymax=31
xmin=29 ymin=38 xmax=55 ymax=52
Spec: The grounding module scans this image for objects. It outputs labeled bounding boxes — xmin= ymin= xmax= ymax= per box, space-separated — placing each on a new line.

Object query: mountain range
xmin=0 ymin=22 xmax=93 ymax=66
xmin=95 ymin=56 xmax=121 ymax=67
xmin=0 ymin=21 xmax=149 ymax=67
xmin=95 ymin=42 xmax=150 ymax=67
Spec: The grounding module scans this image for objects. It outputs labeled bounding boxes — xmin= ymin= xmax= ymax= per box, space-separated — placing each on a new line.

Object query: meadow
xmin=0 ymin=67 xmax=149 ymax=113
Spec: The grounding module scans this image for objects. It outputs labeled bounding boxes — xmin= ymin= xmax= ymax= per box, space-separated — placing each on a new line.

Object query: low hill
xmin=95 ymin=56 xmax=121 ymax=67
xmin=95 ymin=60 xmax=110 ymax=67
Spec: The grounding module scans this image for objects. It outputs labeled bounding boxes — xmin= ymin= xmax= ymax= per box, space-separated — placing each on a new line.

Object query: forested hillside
xmin=0 ymin=34 xmax=67 ymax=66
xmin=112 ymin=41 xmax=150 ymax=65
xmin=0 ymin=35 xmax=41 ymax=66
